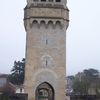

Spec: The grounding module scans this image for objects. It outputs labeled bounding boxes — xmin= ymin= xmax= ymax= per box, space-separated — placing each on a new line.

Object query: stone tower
xmin=24 ymin=0 xmax=69 ymax=100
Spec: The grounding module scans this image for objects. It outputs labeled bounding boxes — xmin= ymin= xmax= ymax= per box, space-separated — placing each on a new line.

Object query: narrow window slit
xmin=46 ymin=39 xmax=48 ymax=45
xmin=46 ymin=60 xmax=48 ymax=67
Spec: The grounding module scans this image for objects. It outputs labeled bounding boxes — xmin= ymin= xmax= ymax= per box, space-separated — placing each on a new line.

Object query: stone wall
xmin=68 ymin=95 xmax=100 ymax=100
xmin=0 ymin=93 xmax=28 ymax=100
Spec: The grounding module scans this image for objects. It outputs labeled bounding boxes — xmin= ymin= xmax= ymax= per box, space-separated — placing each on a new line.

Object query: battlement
xmin=24 ymin=6 xmax=69 ymax=31
xmin=26 ymin=0 xmax=67 ymax=8
xmin=24 ymin=6 xmax=69 ymax=19
xmin=24 ymin=0 xmax=69 ymax=31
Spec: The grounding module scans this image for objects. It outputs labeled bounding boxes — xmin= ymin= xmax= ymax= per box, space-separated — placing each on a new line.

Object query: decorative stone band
xmin=24 ymin=19 xmax=69 ymax=30
xmin=24 ymin=7 xmax=69 ymax=21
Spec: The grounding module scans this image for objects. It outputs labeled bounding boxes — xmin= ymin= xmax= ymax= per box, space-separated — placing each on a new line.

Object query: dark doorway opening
xmin=36 ymin=82 xmax=54 ymax=100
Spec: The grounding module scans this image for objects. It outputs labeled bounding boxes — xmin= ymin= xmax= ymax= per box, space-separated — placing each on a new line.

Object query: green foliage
xmin=67 ymin=76 xmax=75 ymax=80
xmin=72 ymin=68 xmax=100 ymax=95
xmin=73 ymin=78 xmax=90 ymax=95
xmin=0 ymin=93 xmax=10 ymax=100
xmin=9 ymin=58 xmax=25 ymax=85
xmin=83 ymin=68 xmax=99 ymax=82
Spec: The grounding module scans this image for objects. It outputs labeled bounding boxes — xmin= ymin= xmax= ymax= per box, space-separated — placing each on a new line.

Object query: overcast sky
xmin=0 ymin=0 xmax=100 ymax=75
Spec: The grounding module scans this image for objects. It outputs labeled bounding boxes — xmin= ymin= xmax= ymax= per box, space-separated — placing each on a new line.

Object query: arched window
xmin=31 ymin=20 xmax=38 ymax=28
xmin=48 ymin=21 xmax=54 ymax=28
xmin=55 ymin=21 xmax=61 ymax=28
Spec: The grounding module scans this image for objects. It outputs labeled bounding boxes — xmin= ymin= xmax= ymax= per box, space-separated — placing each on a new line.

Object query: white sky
xmin=0 ymin=0 xmax=100 ymax=75
xmin=67 ymin=0 xmax=100 ymax=75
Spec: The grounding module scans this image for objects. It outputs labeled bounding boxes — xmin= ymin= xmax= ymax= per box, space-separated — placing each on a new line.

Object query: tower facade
xmin=24 ymin=0 xmax=69 ymax=100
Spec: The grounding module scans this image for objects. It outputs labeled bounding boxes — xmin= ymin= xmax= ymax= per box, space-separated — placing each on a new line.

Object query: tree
xmin=73 ymin=77 xmax=90 ymax=95
xmin=72 ymin=68 xmax=100 ymax=95
xmin=83 ymin=68 xmax=100 ymax=94
xmin=83 ymin=68 xmax=99 ymax=82
xmin=0 ymin=93 xmax=10 ymax=100
xmin=9 ymin=58 xmax=25 ymax=85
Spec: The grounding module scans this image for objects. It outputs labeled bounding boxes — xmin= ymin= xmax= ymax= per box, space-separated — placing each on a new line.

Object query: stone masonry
xmin=24 ymin=0 xmax=69 ymax=100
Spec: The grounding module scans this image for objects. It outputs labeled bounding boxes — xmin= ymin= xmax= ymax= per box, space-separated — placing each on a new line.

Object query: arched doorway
xmin=36 ymin=82 xmax=54 ymax=100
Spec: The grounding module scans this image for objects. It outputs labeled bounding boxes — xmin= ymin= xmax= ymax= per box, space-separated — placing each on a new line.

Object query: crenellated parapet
xmin=24 ymin=0 xmax=69 ymax=31
xmin=26 ymin=0 xmax=67 ymax=8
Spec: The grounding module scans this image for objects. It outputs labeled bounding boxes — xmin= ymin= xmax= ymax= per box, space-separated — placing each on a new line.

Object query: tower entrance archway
xmin=36 ymin=82 xmax=54 ymax=100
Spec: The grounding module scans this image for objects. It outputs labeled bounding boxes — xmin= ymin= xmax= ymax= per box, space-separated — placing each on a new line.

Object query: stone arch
xmin=47 ymin=21 xmax=54 ymax=28
xmin=32 ymin=69 xmax=58 ymax=95
xmin=55 ymin=21 xmax=62 ymax=28
xmin=33 ymin=20 xmax=38 ymax=24
xmin=40 ymin=20 xmax=46 ymax=28
xmin=31 ymin=20 xmax=39 ymax=28
xmin=33 ymin=69 xmax=58 ymax=80
xmin=35 ymin=82 xmax=54 ymax=100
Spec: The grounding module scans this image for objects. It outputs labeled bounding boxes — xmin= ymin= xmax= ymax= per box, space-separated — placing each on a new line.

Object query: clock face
xmin=41 ymin=55 xmax=53 ymax=68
